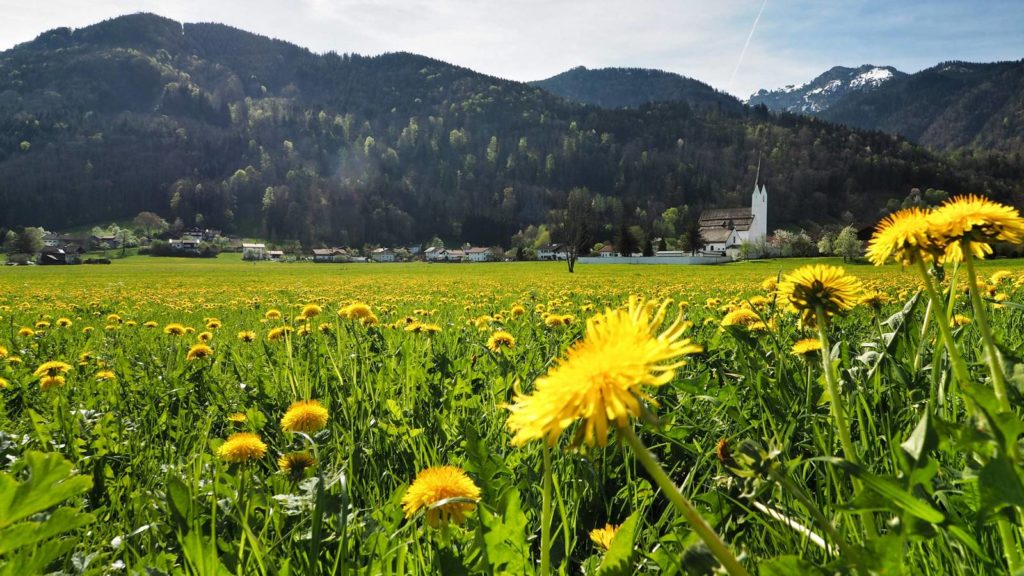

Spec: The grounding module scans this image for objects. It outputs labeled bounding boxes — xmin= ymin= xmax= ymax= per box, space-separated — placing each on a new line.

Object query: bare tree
xmin=551 ymin=187 xmax=593 ymax=273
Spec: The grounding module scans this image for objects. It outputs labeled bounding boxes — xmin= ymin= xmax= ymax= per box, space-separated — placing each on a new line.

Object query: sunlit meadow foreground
xmin=4 ymin=197 xmax=1024 ymax=574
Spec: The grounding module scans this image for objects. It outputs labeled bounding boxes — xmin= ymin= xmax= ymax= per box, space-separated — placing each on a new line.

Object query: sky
xmin=1 ymin=0 xmax=1022 ymax=98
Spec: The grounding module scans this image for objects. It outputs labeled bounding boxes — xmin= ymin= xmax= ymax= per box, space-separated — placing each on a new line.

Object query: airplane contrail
xmin=729 ymin=0 xmax=769 ymax=93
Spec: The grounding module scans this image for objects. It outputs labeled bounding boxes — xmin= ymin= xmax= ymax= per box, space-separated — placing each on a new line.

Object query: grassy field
xmin=3 ymin=255 xmax=1024 ymax=574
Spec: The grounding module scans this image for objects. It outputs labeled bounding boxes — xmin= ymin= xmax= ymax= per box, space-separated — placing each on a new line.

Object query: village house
xmin=444 ymin=249 xmax=467 ymax=262
xmin=170 ymin=237 xmax=202 ymax=255
xmin=598 ymin=244 xmax=620 ymax=257
xmin=371 ymin=247 xmax=396 ymax=262
xmin=424 ymin=246 xmax=445 ymax=261
xmin=313 ymin=247 xmax=351 ymax=263
xmin=536 ymin=243 xmax=566 ymax=261
xmin=91 ymin=234 xmax=121 ymax=250
xmin=466 ymin=247 xmax=494 ymax=262
xmin=38 ymin=246 xmax=82 ymax=265
xmin=242 ymin=243 xmax=267 ymax=261
xmin=268 ymin=250 xmax=285 ymax=261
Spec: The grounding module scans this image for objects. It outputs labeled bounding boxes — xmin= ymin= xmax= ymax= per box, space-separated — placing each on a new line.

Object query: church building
xmin=697 ymin=179 xmax=768 ymax=255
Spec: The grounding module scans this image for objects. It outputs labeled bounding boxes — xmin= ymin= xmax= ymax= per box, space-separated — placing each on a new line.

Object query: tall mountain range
xmin=747 ymin=61 xmax=1024 ymax=153
xmin=0 ymin=13 xmax=1020 ymax=247
xmin=747 ymin=65 xmax=905 ymax=115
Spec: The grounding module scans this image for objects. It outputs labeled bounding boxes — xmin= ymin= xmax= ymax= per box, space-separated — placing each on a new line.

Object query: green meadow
xmin=2 ymin=255 xmax=1024 ymax=574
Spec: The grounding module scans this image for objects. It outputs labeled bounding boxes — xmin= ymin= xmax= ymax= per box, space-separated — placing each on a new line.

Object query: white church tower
xmin=749 ymin=158 xmax=768 ymax=243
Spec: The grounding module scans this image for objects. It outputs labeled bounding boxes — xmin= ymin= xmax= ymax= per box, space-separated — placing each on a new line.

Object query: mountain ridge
xmin=1 ymin=13 xmax=1021 ymax=248
xmin=747 ymin=64 xmax=905 ymax=114
xmin=530 ymin=66 xmax=742 ymax=111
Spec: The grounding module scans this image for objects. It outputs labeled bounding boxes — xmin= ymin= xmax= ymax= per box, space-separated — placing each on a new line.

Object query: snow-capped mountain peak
xmin=746 ymin=64 xmax=904 ymax=115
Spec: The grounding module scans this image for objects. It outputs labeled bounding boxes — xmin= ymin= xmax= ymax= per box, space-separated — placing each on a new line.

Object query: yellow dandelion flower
xmin=197 ymin=331 xmax=214 ymax=343
xmin=0 ymin=345 xmax=7 ymax=359
xmin=95 ymin=370 xmax=116 ymax=382
xmin=206 ymin=320 xmax=222 ymax=330
xmin=238 ymin=330 xmax=256 ymax=342
xmin=34 ymin=360 xmax=72 ymax=378
xmin=227 ymin=412 xmax=248 ymax=423
xmin=82 ymin=326 xmax=93 ymax=334
xmin=164 ymin=323 xmax=186 ymax=336
xmin=791 ymin=338 xmax=823 ymax=357
xmin=318 ymin=322 xmax=333 ymax=334
xmin=748 ymin=295 xmax=770 ymax=308
xmin=0 ymin=376 xmax=8 ymax=389
xmin=866 ymin=207 xmax=938 ymax=266
xmin=56 ymin=318 xmax=73 ymax=328
xmin=40 ymin=375 xmax=66 ymax=390
xmin=860 ymin=290 xmax=891 ymax=310
xmin=280 ymin=399 xmax=329 ymax=433
xmin=401 ymin=465 xmax=481 ymax=527
xmin=143 ymin=321 xmax=159 ymax=328
xmin=590 ymin=523 xmax=620 ymax=551
xmin=267 ymin=326 xmax=293 ymax=342
xmin=720 ymin=308 xmax=767 ymax=331
xmin=506 ymin=297 xmax=702 ymax=447
xmin=950 ymin=314 xmax=972 ymax=328
xmin=927 ymin=195 xmax=1024 ymax=262
xmin=339 ymin=302 xmax=373 ymax=320
xmin=510 ymin=304 xmax=526 ymax=317
xmin=301 ymin=304 xmax=322 ymax=319
xmin=777 ymin=264 xmax=863 ymax=325
xmin=107 ymin=314 xmax=122 ymax=324
xmin=544 ymin=314 xmax=568 ymax=327
xmin=216 ymin=432 xmax=267 ymax=464
xmin=761 ymin=277 xmax=778 ymax=291
xmin=186 ymin=343 xmax=214 ymax=361
xmin=35 ymin=321 xmax=50 ymax=329
xmin=278 ymin=452 xmax=317 ymax=479
xmin=265 ymin=309 xmax=282 ymax=320
xmin=487 ymin=330 xmax=516 ymax=353
xmin=990 ymin=270 xmax=1013 ymax=285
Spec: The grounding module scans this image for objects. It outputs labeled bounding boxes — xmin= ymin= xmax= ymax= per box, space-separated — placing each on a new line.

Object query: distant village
xmin=6 ymin=225 xmax=535 ymax=265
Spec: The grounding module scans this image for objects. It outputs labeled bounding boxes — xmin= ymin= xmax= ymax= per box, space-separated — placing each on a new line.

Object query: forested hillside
xmin=531 ymin=66 xmax=742 ymax=112
xmin=1 ymin=13 xmax=1021 ymax=247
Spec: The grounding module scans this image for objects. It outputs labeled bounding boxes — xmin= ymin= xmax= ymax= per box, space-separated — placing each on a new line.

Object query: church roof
xmin=698 ymin=207 xmax=754 ymax=232
xmin=699 ymin=207 xmax=753 ymax=223
xmin=700 ymin=228 xmax=734 ymax=243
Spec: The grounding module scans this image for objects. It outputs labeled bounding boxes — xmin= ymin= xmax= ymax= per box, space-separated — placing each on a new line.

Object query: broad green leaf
xmin=0 ymin=507 xmax=94 ymax=555
xmin=831 ymin=459 xmax=944 ymax=523
xmin=597 ymin=511 xmax=640 ymax=576
xmin=900 ymin=410 xmax=937 ymax=466
xmin=0 ymin=451 xmax=92 ymax=529
xmin=979 ymin=454 xmax=1024 ymax=515
xmin=166 ymin=474 xmax=194 ymax=532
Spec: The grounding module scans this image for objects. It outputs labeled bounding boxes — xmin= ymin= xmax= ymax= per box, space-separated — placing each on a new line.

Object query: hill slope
xmin=531 ymin=66 xmax=742 ymax=111
xmin=1 ymin=14 xmax=1021 ymax=247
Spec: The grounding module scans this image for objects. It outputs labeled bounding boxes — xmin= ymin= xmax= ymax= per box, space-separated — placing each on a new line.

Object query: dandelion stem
xmin=618 ymin=424 xmax=749 ymax=576
xmin=961 ymin=244 xmax=1010 ymax=412
xmin=814 ymin=305 xmax=876 ymax=539
xmin=540 ymin=444 xmax=553 ymax=576
xmin=915 ymin=260 xmax=973 ymax=395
